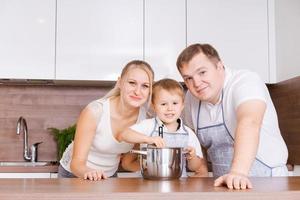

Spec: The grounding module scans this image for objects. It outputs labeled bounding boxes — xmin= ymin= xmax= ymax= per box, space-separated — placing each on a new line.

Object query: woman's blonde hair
xmin=103 ymin=60 xmax=154 ymax=105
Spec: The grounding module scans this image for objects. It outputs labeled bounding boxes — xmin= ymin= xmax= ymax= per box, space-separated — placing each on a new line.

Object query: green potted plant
xmin=48 ymin=124 xmax=76 ymax=160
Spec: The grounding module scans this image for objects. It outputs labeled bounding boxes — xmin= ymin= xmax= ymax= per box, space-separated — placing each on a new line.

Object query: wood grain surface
xmin=0 ymin=76 xmax=299 ymax=168
xmin=0 ymin=177 xmax=300 ymax=200
xmin=0 ymin=84 xmax=113 ymax=161
xmin=267 ymin=76 xmax=300 ymax=165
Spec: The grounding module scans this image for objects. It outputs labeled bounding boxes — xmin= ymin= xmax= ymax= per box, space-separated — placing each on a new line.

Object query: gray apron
xmin=149 ymin=118 xmax=189 ymax=177
xmin=196 ymin=92 xmax=272 ymax=177
xmin=150 ymin=118 xmax=189 ymax=148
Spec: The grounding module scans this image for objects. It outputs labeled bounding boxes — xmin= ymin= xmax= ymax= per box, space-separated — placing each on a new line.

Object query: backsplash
xmin=0 ymin=83 xmax=113 ymax=161
xmin=0 ymin=76 xmax=299 ymax=165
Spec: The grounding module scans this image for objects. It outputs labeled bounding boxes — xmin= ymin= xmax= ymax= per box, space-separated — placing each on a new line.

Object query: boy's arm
xmin=191 ymin=157 xmax=209 ymax=177
xmin=119 ymin=127 xmax=151 ymax=143
xmin=185 ymin=146 xmax=208 ymax=176
xmin=119 ymin=128 xmax=165 ymax=147
xmin=185 ymin=126 xmax=208 ymax=176
xmin=121 ymin=144 xmax=140 ymax=172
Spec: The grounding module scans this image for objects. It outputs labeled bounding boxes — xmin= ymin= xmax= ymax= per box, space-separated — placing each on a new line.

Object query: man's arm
xmin=214 ymin=99 xmax=266 ymax=189
xmin=231 ymin=99 xmax=266 ymax=174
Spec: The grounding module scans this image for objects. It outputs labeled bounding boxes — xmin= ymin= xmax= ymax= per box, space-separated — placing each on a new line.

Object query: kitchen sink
xmin=0 ymin=161 xmax=53 ymax=167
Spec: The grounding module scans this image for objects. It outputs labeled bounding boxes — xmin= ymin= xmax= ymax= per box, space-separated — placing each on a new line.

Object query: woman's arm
xmin=70 ymin=106 xmax=107 ymax=181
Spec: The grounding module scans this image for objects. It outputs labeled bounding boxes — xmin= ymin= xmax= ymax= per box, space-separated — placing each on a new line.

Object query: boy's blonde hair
xmin=151 ymin=78 xmax=184 ymax=104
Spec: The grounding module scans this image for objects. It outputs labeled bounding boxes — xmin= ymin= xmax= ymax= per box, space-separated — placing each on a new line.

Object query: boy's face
xmin=152 ymin=89 xmax=184 ymax=125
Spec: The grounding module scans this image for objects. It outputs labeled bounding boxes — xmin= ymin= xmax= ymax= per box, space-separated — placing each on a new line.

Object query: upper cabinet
xmin=187 ymin=0 xmax=270 ymax=82
xmin=55 ymin=0 xmax=143 ymax=80
xmin=0 ymin=0 xmax=55 ymax=79
xmin=0 ymin=0 xmax=274 ymax=82
xmin=144 ymin=0 xmax=186 ymax=81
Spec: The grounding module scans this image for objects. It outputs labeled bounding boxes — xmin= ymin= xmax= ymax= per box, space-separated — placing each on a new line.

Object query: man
xmin=177 ymin=43 xmax=288 ymax=190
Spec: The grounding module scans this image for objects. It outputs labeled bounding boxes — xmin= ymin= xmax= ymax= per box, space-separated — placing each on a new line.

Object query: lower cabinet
xmin=290 ymin=165 xmax=300 ymax=176
xmin=0 ymin=173 xmax=58 ymax=178
xmin=50 ymin=173 xmax=58 ymax=178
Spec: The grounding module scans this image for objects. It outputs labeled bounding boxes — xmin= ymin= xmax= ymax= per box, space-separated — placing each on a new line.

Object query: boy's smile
xmin=152 ymin=89 xmax=184 ymax=129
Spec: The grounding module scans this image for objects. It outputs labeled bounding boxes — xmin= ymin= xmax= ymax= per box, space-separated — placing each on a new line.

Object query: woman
xmin=58 ymin=60 xmax=154 ymax=180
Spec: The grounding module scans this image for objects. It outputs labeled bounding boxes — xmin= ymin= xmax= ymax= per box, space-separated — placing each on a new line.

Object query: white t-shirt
xmin=60 ymin=98 xmax=147 ymax=177
xmin=130 ymin=117 xmax=203 ymax=158
xmin=184 ymin=67 xmax=288 ymax=168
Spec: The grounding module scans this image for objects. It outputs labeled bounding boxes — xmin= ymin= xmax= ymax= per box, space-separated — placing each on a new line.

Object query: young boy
xmin=119 ymin=78 xmax=208 ymax=176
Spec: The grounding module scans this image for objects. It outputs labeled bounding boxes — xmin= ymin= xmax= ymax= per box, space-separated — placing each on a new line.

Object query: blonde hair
xmin=103 ymin=60 xmax=154 ymax=105
xmin=151 ymin=78 xmax=184 ymax=104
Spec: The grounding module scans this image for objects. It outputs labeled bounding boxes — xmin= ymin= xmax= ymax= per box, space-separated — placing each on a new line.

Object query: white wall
xmin=275 ymin=0 xmax=300 ymax=82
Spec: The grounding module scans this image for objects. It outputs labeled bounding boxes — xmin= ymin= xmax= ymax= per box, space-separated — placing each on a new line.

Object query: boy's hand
xmin=184 ymin=146 xmax=196 ymax=160
xmin=147 ymin=136 xmax=165 ymax=148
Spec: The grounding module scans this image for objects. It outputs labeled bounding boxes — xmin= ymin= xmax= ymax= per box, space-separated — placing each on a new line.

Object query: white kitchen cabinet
xmin=0 ymin=0 xmax=56 ymax=79
xmin=0 ymin=0 xmax=274 ymax=82
xmin=50 ymin=173 xmax=58 ymax=178
xmin=187 ymin=0 xmax=270 ymax=82
xmin=56 ymin=0 xmax=143 ymax=81
xmin=144 ymin=0 xmax=186 ymax=81
xmin=290 ymin=165 xmax=300 ymax=176
xmin=0 ymin=173 xmax=51 ymax=178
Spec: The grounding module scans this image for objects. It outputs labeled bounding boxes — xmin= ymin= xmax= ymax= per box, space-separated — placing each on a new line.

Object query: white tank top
xmin=60 ymin=98 xmax=147 ymax=177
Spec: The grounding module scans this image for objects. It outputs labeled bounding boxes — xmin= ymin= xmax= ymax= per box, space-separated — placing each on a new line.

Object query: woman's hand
xmin=147 ymin=136 xmax=165 ymax=147
xmin=214 ymin=171 xmax=253 ymax=190
xmin=83 ymin=169 xmax=107 ymax=181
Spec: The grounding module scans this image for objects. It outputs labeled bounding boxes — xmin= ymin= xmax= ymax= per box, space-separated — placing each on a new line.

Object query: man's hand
xmin=214 ymin=172 xmax=253 ymax=190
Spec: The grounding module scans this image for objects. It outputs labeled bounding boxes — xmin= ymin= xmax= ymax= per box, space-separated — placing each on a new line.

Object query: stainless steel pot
xmin=130 ymin=146 xmax=183 ymax=180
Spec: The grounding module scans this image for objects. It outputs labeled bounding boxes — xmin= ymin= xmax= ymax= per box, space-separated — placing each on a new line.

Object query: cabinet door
xmin=187 ymin=0 xmax=269 ymax=82
xmin=56 ymin=0 xmax=143 ymax=81
xmin=0 ymin=0 xmax=55 ymax=79
xmin=0 ymin=173 xmax=50 ymax=178
xmin=144 ymin=0 xmax=186 ymax=81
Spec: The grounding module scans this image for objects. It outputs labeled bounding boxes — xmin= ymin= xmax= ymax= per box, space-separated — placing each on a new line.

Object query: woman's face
xmin=119 ymin=67 xmax=151 ymax=108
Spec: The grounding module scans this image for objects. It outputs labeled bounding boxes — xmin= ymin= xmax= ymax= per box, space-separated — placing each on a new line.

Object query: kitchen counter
xmin=0 ymin=177 xmax=300 ymax=200
xmin=0 ymin=164 xmax=58 ymax=173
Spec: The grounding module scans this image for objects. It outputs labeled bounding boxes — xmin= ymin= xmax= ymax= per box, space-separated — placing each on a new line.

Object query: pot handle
xmin=129 ymin=149 xmax=147 ymax=155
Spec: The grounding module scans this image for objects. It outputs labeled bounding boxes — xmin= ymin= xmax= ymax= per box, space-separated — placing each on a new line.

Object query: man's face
xmin=180 ymin=53 xmax=224 ymax=104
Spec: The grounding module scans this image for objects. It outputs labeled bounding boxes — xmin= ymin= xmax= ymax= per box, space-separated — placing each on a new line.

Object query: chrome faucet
xmin=16 ymin=117 xmax=42 ymax=162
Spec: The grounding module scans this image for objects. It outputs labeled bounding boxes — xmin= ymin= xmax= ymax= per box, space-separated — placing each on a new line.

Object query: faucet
xmin=16 ymin=116 xmax=42 ymax=162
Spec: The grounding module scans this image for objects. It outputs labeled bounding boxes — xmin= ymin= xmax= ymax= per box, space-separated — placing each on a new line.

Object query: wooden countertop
xmin=0 ymin=177 xmax=300 ymax=200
